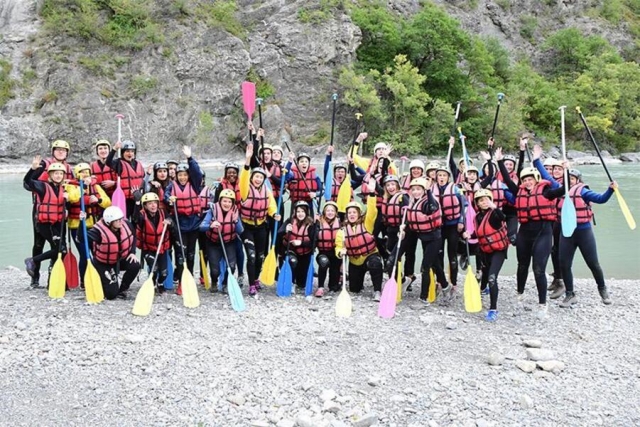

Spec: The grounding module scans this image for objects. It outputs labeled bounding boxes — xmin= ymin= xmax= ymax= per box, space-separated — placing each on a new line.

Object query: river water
xmin=2 ymin=164 xmax=639 ymax=279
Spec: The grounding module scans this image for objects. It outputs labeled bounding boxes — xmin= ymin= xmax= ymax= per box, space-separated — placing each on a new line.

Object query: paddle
xmin=559 ymin=106 xmax=577 ymax=237
xmin=457 ymin=127 xmax=471 ymax=177
xmin=199 ymin=250 xmax=211 ymax=290
xmin=304 ymin=200 xmax=321 ymax=298
xmin=115 ymin=113 xmax=124 ymax=156
xmin=173 ymin=207 xmax=200 ymax=308
xmin=337 ymin=113 xmax=362 ymax=212
xmin=396 ymin=260 xmax=403 ymax=303
xmin=112 ymin=177 xmax=126 ymax=215
xmin=335 ymin=255 xmax=352 ymax=317
xmin=489 ymin=93 xmax=505 ymax=140
xmin=242 ymin=81 xmax=256 ymax=122
xmin=80 ymin=179 xmax=104 ymax=304
xmin=259 ymin=168 xmax=287 ymax=286
xmin=218 ymin=258 xmax=226 ymax=291
xmin=132 ymin=224 xmax=168 ymax=316
xmin=324 ymin=93 xmax=339 ymax=201
xmin=428 ymin=269 xmax=436 ymax=303
xmin=446 ymin=102 xmax=462 ymax=167
xmin=219 ymin=229 xmax=246 ymax=312
xmin=576 ymin=107 xmax=636 ymax=230
xmin=378 ymin=208 xmax=407 ymax=319
xmin=276 ymin=232 xmax=293 ymax=297
xmin=400 ymin=156 xmax=408 ymax=176
xmin=256 ymin=99 xmax=273 ymax=192
xmin=164 ymin=251 xmax=174 ymax=289
xmin=64 ymin=226 xmax=79 ymax=289
xmin=462 ymin=211 xmax=482 ymax=313
xmin=48 ymin=214 xmax=67 ymax=299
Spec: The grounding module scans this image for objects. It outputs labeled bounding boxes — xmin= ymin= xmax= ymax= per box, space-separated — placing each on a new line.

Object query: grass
xmin=298 ymin=0 xmax=346 ymax=24
xmin=129 ymin=75 xmax=158 ymax=97
xmin=246 ymin=68 xmax=276 ymax=99
xmin=519 ymin=15 xmax=538 ymax=42
xmin=194 ymin=0 xmax=245 ymax=39
xmin=0 ymin=60 xmax=15 ymax=107
xmin=195 ymin=110 xmax=215 ymax=147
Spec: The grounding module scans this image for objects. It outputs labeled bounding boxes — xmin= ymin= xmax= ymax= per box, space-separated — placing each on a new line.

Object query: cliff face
xmin=0 ymin=0 xmax=634 ymax=161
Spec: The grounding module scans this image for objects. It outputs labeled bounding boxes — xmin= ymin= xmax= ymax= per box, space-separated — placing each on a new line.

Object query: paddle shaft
xmin=559 ymin=106 xmax=570 ymax=190
xmin=329 ymin=94 xmax=338 ymax=149
xmin=149 ymin=225 xmax=169 ymax=275
xmin=457 ymin=127 xmax=471 ymax=177
xmin=218 ymin=228 xmax=232 ymax=269
xmin=79 ymin=180 xmax=91 ymax=260
xmin=257 ymin=99 xmax=265 ymax=157
xmin=173 ymin=204 xmax=187 ymax=260
xmin=389 ymin=208 xmax=408 ymax=278
xmin=489 ymin=93 xmax=505 ymax=139
xmin=576 ymin=109 xmax=614 ymax=182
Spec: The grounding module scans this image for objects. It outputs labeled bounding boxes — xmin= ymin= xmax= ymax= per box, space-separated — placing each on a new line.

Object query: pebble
xmin=295 ymin=415 xmax=314 ymax=427
xmin=320 ymin=389 xmax=337 ymax=402
xmin=523 ymin=339 xmax=543 ymax=348
xmin=520 ymin=394 xmax=534 ymax=409
xmin=15 ymin=322 xmax=27 ymax=331
xmin=446 ymin=322 xmax=458 ymax=330
xmin=125 ymin=334 xmax=145 ymax=343
xmin=322 ymin=400 xmax=341 ymax=413
xmin=353 ymin=413 xmax=378 ymax=427
xmin=0 ymin=336 xmax=9 ymax=344
xmin=487 ymin=352 xmax=505 ymax=366
xmin=367 ymin=377 xmax=382 ymax=387
xmin=250 ymin=421 xmax=270 ymax=427
xmin=537 ymin=361 xmax=566 ymax=373
xmin=525 ymin=348 xmax=555 ymax=362
xmin=515 ymin=360 xmax=537 ymax=373
xmin=228 ymin=394 xmax=246 ymax=406
xmin=277 ymin=419 xmax=295 ymax=427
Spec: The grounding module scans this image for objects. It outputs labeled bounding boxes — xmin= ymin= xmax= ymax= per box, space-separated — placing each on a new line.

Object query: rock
xmin=515 ymin=360 xmax=537 ymax=373
xmin=526 ymin=348 xmax=555 ymax=362
xmin=353 ymin=413 xmax=378 ymax=427
xmin=537 ymin=360 xmax=566 ymax=373
xmin=0 ymin=336 xmax=9 ymax=344
xmin=251 ymin=421 xmax=270 ymax=427
xmin=620 ymin=153 xmax=640 ymax=162
xmin=320 ymin=389 xmax=337 ymax=401
xmin=227 ymin=394 xmax=246 ymax=406
xmin=322 ymin=400 xmax=341 ymax=413
xmin=296 ymin=415 xmax=314 ymax=427
xmin=277 ymin=420 xmax=296 ymax=427
xmin=390 ymin=394 xmax=405 ymax=403
xmin=520 ymin=394 xmax=534 ymax=409
xmin=125 ymin=334 xmax=145 ymax=343
xmin=15 ymin=321 xmax=27 ymax=330
xmin=367 ymin=376 xmax=382 ymax=387
xmin=446 ymin=321 xmax=458 ymax=330
xmin=476 ymin=419 xmax=491 ymax=427
xmin=522 ymin=339 xmax=542 ymax=348
xmin=487 ymin=352 xmax=505 ymax=366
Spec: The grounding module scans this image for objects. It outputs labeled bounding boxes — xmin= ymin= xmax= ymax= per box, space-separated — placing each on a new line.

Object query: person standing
xmin=107 ymin=140 xmax=145 ymax=219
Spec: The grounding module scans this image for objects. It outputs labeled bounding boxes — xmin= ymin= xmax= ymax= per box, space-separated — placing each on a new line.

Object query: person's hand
xmin=327 ymin=145 xmax=334 ymax=155
xmin=248 ymin=121 xmax=255 ymax=132
xmin=480 ymin=150 xmax=491 ymax=161
xmin=457 ymin=223 xmax=464 ymax=232
xmin=449 ymin=136 xmax=455 ymax=147
xmin=163 ymin=219 xmax=172 ymax=226
xmin=286 ymin=224 xmax=293 ymax=232
xmin=89 ymin=195 xmax=99 ymax=204
xmin=520 ymin=136 xmax=529 ymax=151
xmin=462 ymin=231 xmax=470 ymax=240
xmin=79 ymin=211 xmax=86 ymax=220
xmin=488 ymin=200 xmax=497 ymax=210
xmin=265 ymin=170 xmax=272 ymax=178
xmin=246 ymin=143 xmax=253 ymax=160
xmin=562 ymin=160 xmax=570 ymax=169
xmin=292 ymin=240 xmax=302 ymax=246
xmin=355 ymin=132 xmax=368 ymax=144
xmin=366 ymin=177 xmax=376 ymax=193
xmin=347 ymin=154 xmax=353 ymax=164
xmin=150 ymin=180 xmax=161 ymax=189
xmin=83 ymin=177 xmax=92 ymax=187
xmin=169 ymin=195 xmax=177 ymax=205
xmin=494 ymin=147 xmax=503 ymax=161
xmin=488 ymin=137 xmax=494 ymax=148
xmin=147 ymin=165 xmax=154 ymax=175
xmin=532 ymin=144 xmax=542 ymax=161
xmin=338 ymin=248 xmax=347 ymax=258
xmin=273 ymin=214 xmax=281 ymax=222
xmin=383 ymin=145 xmax=392 ymax=157
xmin=309 ymin=191 xmax=316 ymax=199
xmin=113 ymin=140 xmax=122 ymax=150
xmin=462 ymin=182 xmax=472 ymax=192
xmin=211 ymin=220 xmax=221 ymax=229
xmin=257 ymin=128 xmax=265 ymax=139
xmin=126 ymin=253 xmax=138 ymax=264
xmin=31 ymin=155 xmax=41 ymax=170
xmin=610 ymin=181 xmax=618 ymax=190
xmin=101 ymin=180 xmax=115 ymax=189
xmin=182 ymin=145 xmax=192 ymax=159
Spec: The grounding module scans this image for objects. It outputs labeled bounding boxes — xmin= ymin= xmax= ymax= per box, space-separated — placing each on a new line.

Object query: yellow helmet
xmin=345 ymin=201 xmax=363 ymax=213
xmin=219 ymin=189 xmax=236 ymax=201
xmin=323 ymin=201 xmax=338 ymax=212
xmin=93 ymin=139 xmax=111 ymax=152
xmin=51 ymin=140 xmax=70 ymax=151
xmin=409 ymin=177 xmax=428 ymax=189
xmin=141 ymin=193 xmax=160 ymax=204
xmin=520 ymin=167 xmax=541 ymax=181
xmin=47 ymin=163 xmax=66 ymax=173
xmin=73 ymin=163 xmax=91 ymax=178
xmin=474 ymin=188 xmax=493 ymax=201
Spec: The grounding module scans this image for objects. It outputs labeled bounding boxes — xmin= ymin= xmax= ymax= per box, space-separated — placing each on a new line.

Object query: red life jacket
xmin=68 ymin=179 xmax=100 ymax=220
xmin=36 ymin=183 xmax=65 ymax=224
xmin=515 ymin=180 xmax=557 ymax=223
xmin=407 ymin=196 xmax=442 ymax=233
xmin=199 ymin=186 xmax=211 ymax=211
xmin=382 ymin=192 xmax=405 ymax=227
xmin=476 ymin=210 xmax=509 ymax=254
xmin=490 ymin=179 xmax=509 ymax=210
xmin=206 ymin=203 xmax=238 ymax=244
xmin=264 ymin=162 xmax=283 ymax=200
xmin=283 ymin=221 xmax=313 ymax=256
xmin=558 ymin=183 xmax=593 ymax=224
xmin=171 ymin=182 xmax=202 ymax=216
xmin=344 ymin=223 xmax=377 ymax=258
xmin=240 ymin=184 xmax=269 ymax=223
xmin=433 ymin=183 xmax=461 ymax=221
xmin=92 ymin=220 xmax=135 ymax=265
xmin=496 ymin=170 xmax=519 ymax=186
xmin=136 ymin=210 xmax=171 ymax=252
xmin=150 ymin=185 xmax=168 ymax=212
xmin=317 ymin=217 xmax=340 ymax=252
xmin=220 ymin=179 xmax=241 ymax=207
xmin=401 ymin=173 xmax=423 ymax=191
xmin=37 ymin=158 xmax=73 ymax=182
xmin=91 ymin=160 xmax=117 ymax=195
xmin=289 ymin=167 xmax=319 ymax=203
xmin=119 ymin=160 xmax=145 ymax=199
xmin=331 ymin=178 xmax=353 ymax=202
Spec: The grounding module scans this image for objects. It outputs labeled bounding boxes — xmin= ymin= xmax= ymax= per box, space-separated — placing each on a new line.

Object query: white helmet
xmin=409 ymin=159 xmax=425 ymax=171
xmin=374 ymin=142 xmax=387 ymax=152
xmin=103 ymin=206 xmax=124 ymax=225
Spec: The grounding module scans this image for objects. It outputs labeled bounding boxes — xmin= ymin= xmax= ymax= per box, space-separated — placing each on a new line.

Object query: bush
xmin=129 ymin=75 xmax=158 ymax=97
xmin=194 ymin=0 xmax=245 ymax=39
xmin=0 ymin=60 xmax=15 ymax=107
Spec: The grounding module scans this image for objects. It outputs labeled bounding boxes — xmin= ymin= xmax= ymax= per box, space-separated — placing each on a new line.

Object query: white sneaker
xmin=373 ymin=291 xmax=381 ymax=302
xmin=535 ymin=304 xmax=548 ymax=320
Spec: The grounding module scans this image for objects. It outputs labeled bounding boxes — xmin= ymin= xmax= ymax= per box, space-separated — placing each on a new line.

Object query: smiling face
xmin=410 ymin=185 xmax=425 ymax=199
xmin=323 ymin=205 xmax=337 ymax=220
xmin=273 ymin=150 xmax=282 ymax=162
xmin=145 ymin=200 xmax=159 ymax=214
xmin=97 ymin=145 xmax=110 ymax=160
xmin=251 ymin=172 xmax=265 ymax=187
xmin=410 ymin=167 xmax=423 ymax=178
xmin=476 ymin=196 xmax=491 ymax=210
xmin=504 ymin=160 xmax=515 ymax=173
xmin=298 ymin=157 xmax=310 ymax=172
xmin=53 ymin=148 xmax=68 ymax=162
xmin=295 ymin=206 xmax=307 ymax=221
xmin=177 ymin=171 xmax=189 ymax=185
xmin=522 ymin=176 xmax=536 ymax=190
xmin=168 ymin=164 xmax=177 ymax=179
xmin=385 ymin=181 xmax=399 ymax=195
xmin=262 ymin=149 xmax=272 ymax=163
xmin=155 ymin=168 xmax=168 ymax=181
xmin=346 ymin=207 xmax=360 ymax=223
xmin=225 ymin=168 xmax=238 ymax=184
xmin=552 ymin=165 xmax=564 ymax=180
xmin=220 ymin=197 xmax=233 ymax=211
xmin=466 ymin=171 xmax=478 ymax=184
xmin=49 ymin=170 xmax=65 ymax=184
xmin=569 ymin=175 xmax=578 ymax=187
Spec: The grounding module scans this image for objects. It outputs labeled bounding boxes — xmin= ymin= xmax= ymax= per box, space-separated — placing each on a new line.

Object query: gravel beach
xmin=0 ymin=266 xmax=638 ymax=427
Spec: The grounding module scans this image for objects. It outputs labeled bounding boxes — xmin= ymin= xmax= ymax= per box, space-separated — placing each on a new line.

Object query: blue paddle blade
xmin=324 ymin=166 xmax=333 ymax=201
xmin=164 ymin=251 xmax=174 ymax=289
xmin=561 ymin=194 xmax=577 ymax=237
xmin=219 ymin=258 xmax=226 ymax=291
xmin=227 ymin=272 xmax=245 ymax=312
xmin=305 ymin=258 xmax=315 ymax=297
xmin=276 ymin=257 xmax=293 ymax=297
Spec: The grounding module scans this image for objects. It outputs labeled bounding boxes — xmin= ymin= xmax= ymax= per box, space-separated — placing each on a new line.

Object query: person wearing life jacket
xmin=25 ymin=140 xmax=74 ymax=288
xmin=324 ymin=145 xmax=363 ymax=204
xmin=91 ymin=140 xmax=117 ymax=203
xmin=164 ymin=146 xmax=203 ymax=292
xmin=314 ymin=201 xmax=342 ymax=296
xmin=259 ymin=143 xmax=286 ymax=254
xmin=398 ymin=177 xmax=449 ymax=303
xmin=271 ymin=145 xmax=284 ymax=164
xmin=23 ymin=158 xmax=73 ymax=287
xmin=199 ymin=189 xmax=240 ymax=294
xmin=496 ymin=147 xmax=565 ymax=319
xmin=80 ymin=206 xmax=140 ymax=300
xmin=66 ymin=163 xmax=111 ymax=287
xmin=471 ymin=189 xmax=509 ymax=322
xmin=240 ymin=143 xmax=281 ymax=296
xmin=283 ymin=152 xmax=322 ymax=210
xmin=380 ymin=175 xmax=410 ymax=272
xmin=141 ymin=162 xmax=171 ymax=213
xmin=133 ymin=193 xmax=172 ymax=293
xmin=400 ymin=159 xmax=425 ymax=191
xmin=166 ymin=160 xmax=179 ymax=181
xmin=277 ymin=201 xmax=317 ymax=291
xmin=555 ymin=169 xmax=615 ymax=307
xmin=432 ymin=166 xmax=466 ymax=291
xmin=107 ymin=140 xmax=145 ymax=219
xmin=351 ymin=137 xmax=398 ymax=176
xmin=482 ymin=153 xmax=518 ymax=248
xmin=447 ymin=136 xmax=473 ymax=185
xmin=335 ymin=178 xmax=383 ymax=301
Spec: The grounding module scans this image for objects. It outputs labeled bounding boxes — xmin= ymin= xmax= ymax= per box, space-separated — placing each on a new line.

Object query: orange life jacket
xmin=92 ymin=220 xmax=135 ymax=265
xmin=119 ymin=160 xmax=145 ymax=199
xmin=36 ymin=183 xmax=65 ymax=224
xmin=91 ymin=160 xmax=117 ymax=195
xmin=240 ymin=184 xmax=269 ymax=223
xmin=515 ymin=180 xmax=557 ymax=223
xmin=199 ymin=186 xmax=211 ymax=211
xmin=344 ymin=223 xmax=377 ymax=257
xmin=382 ymin=192 xmax=405 ymax=227
xmin=476 ymin=210 xmax=509 ymax=254
xmin=171 ymin=182 xmax=202 ymax=216
xmin=283 ymin=221 xmax=313 ymax=256
xmin=264 ymin=162 xmax=283 ymax=199
xmin=558 ymin=183 xmax=593 ymax=224
xmin=206 ymin=203 xmax=238 ymax=244
xmin=317 ymin=217 xmax=340 ymax=252
xmin=433 ymin=183 xmax=461 ymax=221
xmin=407 ymin=196 xmax=442 ymax=233
xmin=289 ymin=167 xmax=319 ymax=203
xmin=136 ymin=210 xmax=171 ymax=253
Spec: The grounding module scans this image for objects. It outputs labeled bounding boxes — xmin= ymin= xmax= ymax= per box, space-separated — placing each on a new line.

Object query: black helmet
xmin=121 ymin=140 xmax=136 ymax=151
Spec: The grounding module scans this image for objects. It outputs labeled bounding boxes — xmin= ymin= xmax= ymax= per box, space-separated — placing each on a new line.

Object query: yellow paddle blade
xmin=181 ymin=264 xmax=200 ymax=308
xmin=199 ymin=251 xmax=211 ymax=290
xmin=48 ymin=254 xmax=66 ymax=299
xmin=428 ymin=269 xmax=436 ymax=303
xmin=132 ymin=277 xmax=155 ymax=316
xmin=463 ymin=267 xmax=482 ymax=313
xmin=615 ymin=188 xmax=636 ymax=230
xmin=396 ymin=261 xmax=402 ymax=303
xmin=337 ymin=179 xmax=352 ymax=213
xmin=259 ymin=248 xmax=277 ymax=286
xmin=335 ymin=286 xmax=352 ymax=317
xmin=84 ymin=261 xmax=104 ymax=304
xmin=353 ymin=153 xmax=369 ymax=171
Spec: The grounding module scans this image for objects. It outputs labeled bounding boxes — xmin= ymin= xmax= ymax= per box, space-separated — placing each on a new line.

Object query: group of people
xmin=23 ymin=124 xmax=617 ymax=321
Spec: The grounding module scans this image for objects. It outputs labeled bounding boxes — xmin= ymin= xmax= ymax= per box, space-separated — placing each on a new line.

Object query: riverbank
xmin=1 ymin=267 xmax=638 ymax=426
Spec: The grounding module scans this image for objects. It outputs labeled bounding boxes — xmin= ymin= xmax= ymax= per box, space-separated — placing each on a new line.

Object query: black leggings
xmin=419 ymin=236 xmax=443 ymax=300
xmin=551 ymin=221 xmax=562 ymax=280
xmin=174 ymin=229 xmax=198 ymax=280
xmin=94 ymin=257 xmax=141 ymax=299
xmin=559 ymin=227 xmax=605 ymax=294
xmin=479 ymin=250 xmax=507 ymax=310
xmin=142 ymin=248 xmax=168 ymax=286
xmin=516 ymin=221 xmax=553 ymax=304
xmin=506 ymin=213 xmax=518 ymax=246
xmin=30 ymin=205 xmax=47 ymax=280
xmin=348 ymin=253 xmax=383 ymax=293
xmin=400 ymin=228 xmax=418 ymax=277
xmin=241 ymin=223 xmax=268 ymax=285
xmin=317 ymin=251 xmax=341 ymax=291
xmin=440 ymin=224 xmax=460 ymax=286
xmin=206 ymin=240 xmax=237 ymax=286
xmin=33 ymin=222 xmax=66 ymax=272
xmin=293 ymin=252 xmax=312 ymax=288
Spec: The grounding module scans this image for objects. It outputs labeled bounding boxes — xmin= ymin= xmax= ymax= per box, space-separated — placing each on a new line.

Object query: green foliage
xmin=303 ymin=123 xmax=331 ymax=145
xmin=495 ymin=0 xmax=511 ymax=10
xmin=129 ymin=75 xmax=158 ymax=97
xmin=194 ymin=0 xmax=244 ymax=39
xmin=519 ymin=15 xmax=537 ymax=42
xmin=195 ymin=110 xmax=214 ymax=147
xmin=0 ymin=60 xmax=15 ymax=107
xmin=246 ymin=68 xmax=276 ymax=99
xmin=297 ymin=0 xmax=346 ymax=24
xmin=78 ymin=55 xmax=116 ymax=78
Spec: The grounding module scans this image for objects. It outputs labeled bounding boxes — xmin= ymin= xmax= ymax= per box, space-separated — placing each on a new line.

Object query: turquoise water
xmin=2 ymin=164 xmax=639 ymax=279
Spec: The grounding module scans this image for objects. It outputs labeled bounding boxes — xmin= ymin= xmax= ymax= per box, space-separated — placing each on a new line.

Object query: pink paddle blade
xmin=466 ymin=203 xmax=478 ymax=244
xmin=241 ymin=81 xmax=256 ymax=120
xmin=112 ymin=177 xmax=127 ymax=215
xmin=377 ymin=278 xmax=398 ymax=319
